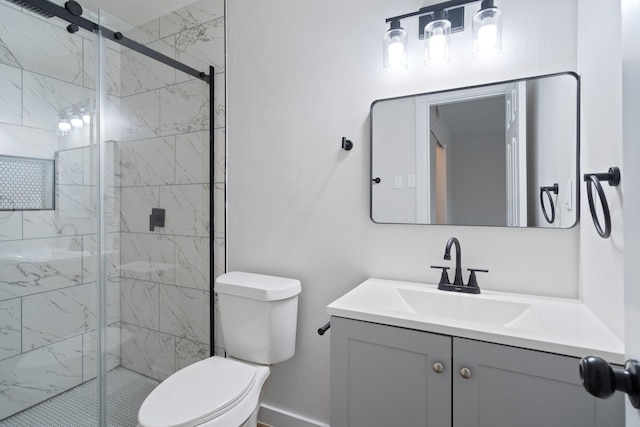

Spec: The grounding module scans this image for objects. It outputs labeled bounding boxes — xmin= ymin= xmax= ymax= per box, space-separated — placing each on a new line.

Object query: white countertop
xmin=326 ymin=278 xmax=624 ymax=364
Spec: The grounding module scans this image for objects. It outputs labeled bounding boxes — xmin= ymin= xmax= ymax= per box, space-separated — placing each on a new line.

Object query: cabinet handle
xmin=432 ymin=362 xmax=444 ymax=374
xmin=460 ymin=367 xmax=472 ymax=379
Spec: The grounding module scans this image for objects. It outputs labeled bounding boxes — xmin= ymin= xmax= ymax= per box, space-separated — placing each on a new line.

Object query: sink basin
xmin=326 ymin=278 xmax=625 ymax=364
xmin=379 ymin=288 xmax=533 ymax=326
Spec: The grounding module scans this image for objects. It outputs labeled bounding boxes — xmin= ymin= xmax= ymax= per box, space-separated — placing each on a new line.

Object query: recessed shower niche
xmin=0 ymin=155 xmax=55 ymax=211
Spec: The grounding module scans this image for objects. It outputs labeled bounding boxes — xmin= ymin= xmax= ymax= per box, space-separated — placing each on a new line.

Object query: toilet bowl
xmin=138 ymin=356 xmax=269 ymax=427
xmin=138 ymin=272 xmax=301 ymax=427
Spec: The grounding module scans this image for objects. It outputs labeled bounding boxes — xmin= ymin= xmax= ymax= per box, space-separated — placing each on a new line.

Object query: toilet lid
xmin=138 ymin=357 xmax=257 ymax=427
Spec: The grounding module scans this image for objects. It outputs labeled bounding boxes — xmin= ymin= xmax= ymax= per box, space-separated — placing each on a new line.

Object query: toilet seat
xmin=138 ymin=356 xmax=266 ymax=427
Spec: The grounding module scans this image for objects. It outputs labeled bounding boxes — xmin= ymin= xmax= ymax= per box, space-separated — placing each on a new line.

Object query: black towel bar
xmin=539 ymin=183 xmax=559 ymax=224
xmin=317 ymin=321 xmax=330 ymax=336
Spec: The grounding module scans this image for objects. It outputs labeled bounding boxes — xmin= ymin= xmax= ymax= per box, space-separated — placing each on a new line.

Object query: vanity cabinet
xmin=330 ymin=316 xmax=623 ymax=427
xmin=330 ymin=316 xmax=452 ymax=426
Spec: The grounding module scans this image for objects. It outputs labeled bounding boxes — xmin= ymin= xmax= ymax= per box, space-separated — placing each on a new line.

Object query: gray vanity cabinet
xmin=330 ymin=316 xmax=452 ymax=427
xmin=453 ymin=337 xmax=623 ymax=427
xmin=330 ymin=316 xmax=624 ymax=427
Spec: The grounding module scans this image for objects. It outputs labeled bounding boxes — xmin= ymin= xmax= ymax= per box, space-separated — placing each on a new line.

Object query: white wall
xmin=227 ymin=0 xmax=579 ymax=423
xmin=577 ymin=0 xmax=624 ymax=340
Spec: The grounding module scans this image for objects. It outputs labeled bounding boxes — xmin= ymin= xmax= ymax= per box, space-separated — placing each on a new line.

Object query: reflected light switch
xmin=407 ymin=174 xmax=416 ymax=188
xmin=394 ymin=175 xmax=403 ymax=189
xmin=565 ymin=179 xmax=573 ymax=210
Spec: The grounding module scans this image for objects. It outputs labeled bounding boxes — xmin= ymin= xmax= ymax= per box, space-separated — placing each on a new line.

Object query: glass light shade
xmin=83 ymin=113 xmax=91 ymax=124
xmin=424 ymin=19 xmax=451 ymax=65
xmin=472 ymin=7 xmax=502 ymax=57
xmin=384 ymin=23 xmax=408 ymax=72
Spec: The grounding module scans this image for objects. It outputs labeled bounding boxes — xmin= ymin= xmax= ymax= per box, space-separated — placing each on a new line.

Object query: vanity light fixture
xmin=57 ymin=106 xmax=93 ymax=133
xmin=383 ymin=0 xmax=502 ymax=71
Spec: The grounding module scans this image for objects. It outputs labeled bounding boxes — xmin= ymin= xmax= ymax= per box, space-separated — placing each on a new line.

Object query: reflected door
xmin=434 ymin=136 xmax=447 ymax=224
xmin=505 ymin=82 xmax=527 ymax=226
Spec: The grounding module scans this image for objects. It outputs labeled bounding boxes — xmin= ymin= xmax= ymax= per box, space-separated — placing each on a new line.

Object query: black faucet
xmin=430 ymin=237 xmax=488 ymax=294
xmin=444 ymin=237 xmax=464 ymax=286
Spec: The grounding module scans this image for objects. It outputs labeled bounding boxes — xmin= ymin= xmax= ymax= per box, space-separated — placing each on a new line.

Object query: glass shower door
xmin=0 ymin=1 xmax=101 ymax=423
xmin=0 ymin=1 xmax=216 ymax=424
xmin=97 ymin=7 xmax=214 ymax=426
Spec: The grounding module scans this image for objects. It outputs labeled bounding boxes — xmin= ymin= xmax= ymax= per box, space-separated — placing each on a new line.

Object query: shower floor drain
xmin=0 ymin=367 xmax=159 ymax=427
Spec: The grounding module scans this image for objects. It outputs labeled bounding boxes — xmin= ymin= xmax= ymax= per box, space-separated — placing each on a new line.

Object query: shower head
xmin=5 ymin=0 xmax=54 ymax=18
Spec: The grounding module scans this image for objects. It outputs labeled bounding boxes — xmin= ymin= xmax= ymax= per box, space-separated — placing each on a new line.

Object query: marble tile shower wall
xmin=0 ymin=2 xmax=122 ymax=419
xmin=117 ymin=0 xmax=225 ymax=381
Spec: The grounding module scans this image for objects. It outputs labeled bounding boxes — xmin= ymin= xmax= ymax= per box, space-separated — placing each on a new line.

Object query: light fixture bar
xmin=385 ymin=0 xmax=478 ymax=23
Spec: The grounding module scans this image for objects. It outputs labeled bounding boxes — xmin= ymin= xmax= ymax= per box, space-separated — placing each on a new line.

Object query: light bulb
xmin=58 ymin=119 xmax=71 ymax=133
xmin=71 ymin=116 xmax=84 ymax=128
xmin=424 ymin=18 xmax=451 ymax=65
xmin=387 ymin=39 xmax=405 ymax=68
xmin=428 ymin=33 xmax=447 ymax=62
xmin=83 ymin=114 xmax=91 ymax=124
xmin=477 ymin=23 xmax=497 ymax=51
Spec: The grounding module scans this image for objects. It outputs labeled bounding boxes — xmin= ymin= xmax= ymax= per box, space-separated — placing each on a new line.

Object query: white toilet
xmin=138 ymin=271 xmax=301 ymax=427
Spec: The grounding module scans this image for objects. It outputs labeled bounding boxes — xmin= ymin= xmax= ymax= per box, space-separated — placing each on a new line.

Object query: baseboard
xmin=258 ymin=403 xmax=329 ymax=427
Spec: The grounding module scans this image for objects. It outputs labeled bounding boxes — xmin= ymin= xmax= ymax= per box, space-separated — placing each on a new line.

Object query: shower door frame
xmin=1 ymin=1 xmax=216 ymax=425
xmin=12 ymin=0 xmax=211 ymax=83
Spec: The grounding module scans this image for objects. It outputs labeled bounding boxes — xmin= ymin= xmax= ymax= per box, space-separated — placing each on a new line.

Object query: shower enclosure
xmin=0 ymin=0 xmax=223 ymax=425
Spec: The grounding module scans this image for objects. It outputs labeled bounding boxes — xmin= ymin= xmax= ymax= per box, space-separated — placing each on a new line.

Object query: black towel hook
xmin=539 ymin=183 xmax=559 ymax=224
xmin=341 ymin=137 xmax=353 ymax=151
xmin=583 ymin=167 xmax=621 ymax=239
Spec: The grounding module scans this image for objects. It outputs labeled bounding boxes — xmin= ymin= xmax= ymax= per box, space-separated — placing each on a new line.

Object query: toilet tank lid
xmin=215 ymin=271 xmax=301 ymax=301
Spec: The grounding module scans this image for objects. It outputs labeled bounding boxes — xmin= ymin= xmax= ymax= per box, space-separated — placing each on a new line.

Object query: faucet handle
xmin=430 ymin=265 xmax=451 ymax=286
xmin=466 ymin=268 xmax=488 ymax=293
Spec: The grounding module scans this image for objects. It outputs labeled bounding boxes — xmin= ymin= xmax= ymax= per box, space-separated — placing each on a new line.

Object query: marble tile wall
xmin=0 ymin=4 xmax=122 ymax=419
xmin=118 ymin=0 xmax=226 ymax=380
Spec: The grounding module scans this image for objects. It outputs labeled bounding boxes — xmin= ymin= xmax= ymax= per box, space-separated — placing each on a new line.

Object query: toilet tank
xmin=215 ymin=272 xmax=301 ymax=364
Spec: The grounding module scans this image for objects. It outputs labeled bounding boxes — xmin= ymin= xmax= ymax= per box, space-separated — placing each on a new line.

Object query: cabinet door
xmin=330 ymin=317 xmax=452 ymax=427
xmin=453 ymin=338 xmax=623 ymax=427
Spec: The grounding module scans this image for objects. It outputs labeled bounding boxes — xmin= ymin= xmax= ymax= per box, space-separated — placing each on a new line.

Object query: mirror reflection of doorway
xmin=433 ymin=134 xmax=447 ymax=224
xmin=430 ymin=96 xmax=509 ymax=226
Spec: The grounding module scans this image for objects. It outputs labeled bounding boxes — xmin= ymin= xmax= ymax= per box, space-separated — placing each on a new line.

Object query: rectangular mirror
xmin=370 ymin=72 xmax=579 ymax=228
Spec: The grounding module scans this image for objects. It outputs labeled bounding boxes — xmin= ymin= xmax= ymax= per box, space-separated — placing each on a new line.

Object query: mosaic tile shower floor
xmin=0 ymin=367 xmax=159 ymax=427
